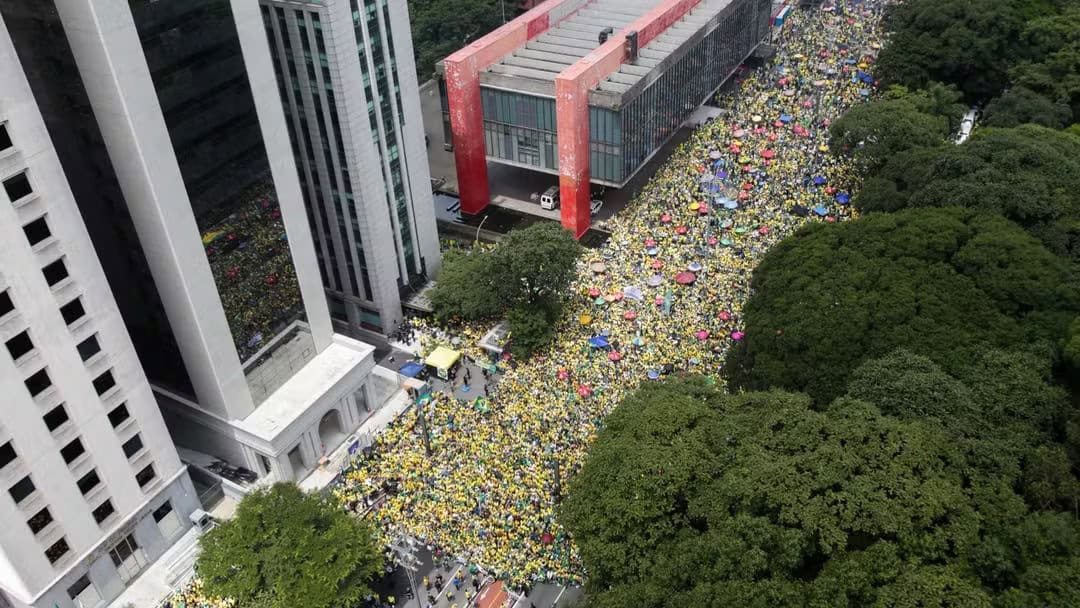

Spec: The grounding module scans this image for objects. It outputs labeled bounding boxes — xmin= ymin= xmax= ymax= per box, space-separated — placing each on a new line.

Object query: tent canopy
xmin=398 ymin=362 xmax=424 ymax=378
xmin=425 ymin=346 xmax=461 ymax=370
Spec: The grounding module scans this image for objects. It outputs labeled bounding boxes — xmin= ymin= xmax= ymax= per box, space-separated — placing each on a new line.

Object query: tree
xmin=828 ymin=89 xmax=953 ymax=175
xmin=876 ymin=0 xmax=1053 ymax=101
xmin=983 ymin=86 xmax=1073 ymax=129
xmin=855 ymin=125 xmax=1080 ymax=263
xmin=561 ymin=378 xmax=1080 ymax=608
xmin=726 ymin=208 xmax=1078 ymax=404
xmin=196 ymin=483 xmax=383 ymax=608
xmin=408 ymin=0 xmax=507 ymax=79
xmin=429 ymin=223 xmax=583 ymax=357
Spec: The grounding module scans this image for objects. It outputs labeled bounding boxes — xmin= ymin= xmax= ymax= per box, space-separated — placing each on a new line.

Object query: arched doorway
xmin=318 ymin=409 xmax=346 ymax=454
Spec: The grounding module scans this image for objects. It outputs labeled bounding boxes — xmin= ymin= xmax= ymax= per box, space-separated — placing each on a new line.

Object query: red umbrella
xmin=742 ymin=182 xmax=754 ymax=190
xmin=695 ymin=330 xmax=709 ymax=340
xmin=758 ymin=225 xmax=770 ymax=235
xmin=588 ymin=288 xmax=601 ymax=297
xmin=660 ymin=213 xmax=672 ymax=224
xmin=761 ymin=150 xmax=776 ymax=159
xmin=541 ymin=532 xmax=554 ymax=545
xmin=557 ymin=369 xmax=569 ymax=380
xmin=738 ymin=191 xmax=750 ymax=200
xmin=708 ymin=237 xmax=719 ymax=246
xmin=652 ymin=260 xmax=664 ymax=270
xmin=675 ymin=271 xmax=697 ymax=285
xmin=624 ymin=310 xmax=638 ymax=320
xmin=654 ymin=296 xmax=665 ymax=306
xmin=644 ymin=238 xmax=657 ymax=247
xmin=675 ymin=225 xmax=688 ymax=235
xmin=697 ymin=204 xmax=709 ymax=214
xmin=608 ymin=351 xmax=622 ymax=361
xmin=768 ymin=133 xmax=779 ymax=142
xmin=577 ymin=385 xmax=591 ymax=397
xmin=612 ymin=292 xmax=624 ymax=301
xmin=719 ymin=311 xmax=732 ymax=320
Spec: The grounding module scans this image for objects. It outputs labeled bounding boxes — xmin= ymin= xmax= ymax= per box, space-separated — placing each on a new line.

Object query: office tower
xmin=260 ymin=0 xmax=441 ymax=336
xmin=0 ymin=13 xmax=200 ymax=608
xmin=18 ymin=0 xmax=389 ymax=489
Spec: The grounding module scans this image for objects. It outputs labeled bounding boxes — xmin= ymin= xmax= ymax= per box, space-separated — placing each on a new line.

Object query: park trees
xmin=561 ymin=378 xmax=1080 ymax=608
xmin=195 ymin=483 xmax=383 ymax=608
xmin=429 ymin=223 xmax=583 ymax=357
xmin=407 ymin=0 xmax=508 ymax=78
xmin=725 ymin=208 xmax=1078 ymax=404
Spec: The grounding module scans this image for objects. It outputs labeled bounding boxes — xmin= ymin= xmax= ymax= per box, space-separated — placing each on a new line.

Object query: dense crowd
xmin=335 ymin=1 xmax=888 ymax=590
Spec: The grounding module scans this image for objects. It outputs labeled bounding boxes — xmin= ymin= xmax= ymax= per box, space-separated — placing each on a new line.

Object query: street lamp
xmin=389 ymin=533 xmax=424 ymax=606
xmin=475 ymin=214 xmax=489 ymax=244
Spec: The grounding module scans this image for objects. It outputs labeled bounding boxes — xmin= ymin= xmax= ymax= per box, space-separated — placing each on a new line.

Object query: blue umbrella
xmin=836 ymin=192 xmax=851 ymax=204
xmin=813 ymin=175 xmax=827 ymax=185
xmin=814 ymin=205 xmax=828 ymax=217
xmin=588 ymin=336 xmax=609 ymax=349
xmin=779 ymin=114 xmax=793 ymax=123
xmin=717 ymin=170 xmax=729 ymax=180
xmin=647 ymin=370 xmax=660 ymax=380
xmin=724 ymin=200 xmax=739 ymax=210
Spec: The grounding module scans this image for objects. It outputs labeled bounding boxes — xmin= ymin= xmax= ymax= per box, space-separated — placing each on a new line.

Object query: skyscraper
xmin=17 ymin=0 xmax=392 ymax=488
xmin=0 ymin=12 xmax=199 ymax=608
xmin=259 ymin=0 xmax=441 ymax=336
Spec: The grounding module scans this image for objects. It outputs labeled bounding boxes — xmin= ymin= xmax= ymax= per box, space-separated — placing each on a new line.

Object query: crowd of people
xmin=336 ymin=1 xmax=888 ymax=591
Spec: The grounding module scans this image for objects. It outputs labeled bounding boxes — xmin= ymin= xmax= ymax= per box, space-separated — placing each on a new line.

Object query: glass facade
xmin=129 ymin=0 xmax=314 ymax=404
xmin=0 ymin=1 xmax=194 ymax=399
xmin=454 ymin=0 xmax=772 ymax=186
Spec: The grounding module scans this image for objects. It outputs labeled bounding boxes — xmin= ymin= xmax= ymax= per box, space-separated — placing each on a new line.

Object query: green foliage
xmin=1022 ymin=445 xmax=1080 ymax=512
xmin=855 ymin=125 xmax=1080 ymax=263
xmin=828 ymin=88 xmax=955 ymax=175
xmin=983 ymin=86 xmax=1074 ymax=129
xmin=196 ymin=483 xmax=383 ymax=608
xmin=408 ymin=0 xmax=506 ymax=78
xmin=430 ymin=223 xmax=582 ymax=358
xmin=562 ymin=378 xmax=1080 ymax=608
xmin=877 ymin=0 xmax=1052 ymax=101
xmin=726 ymin=208 xmax=1078 ymax=404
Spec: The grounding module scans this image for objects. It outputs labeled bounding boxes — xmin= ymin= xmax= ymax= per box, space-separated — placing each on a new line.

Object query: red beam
xmin=556 ymin=0 xmax=704 ymax=237
xmin=443 ymin=0 xmax=577 ymax=215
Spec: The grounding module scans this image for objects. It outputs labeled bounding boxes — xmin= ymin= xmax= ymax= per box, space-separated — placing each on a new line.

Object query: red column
xmin=554 ymin=0 xmax=704 ymax=238
xmin=444 ymin=56 xmax=489 ymax=215
xmin=555 ymin=78 xmax=592 ymax=238
xmin=441 ymin=0 xmax=576 ymax=215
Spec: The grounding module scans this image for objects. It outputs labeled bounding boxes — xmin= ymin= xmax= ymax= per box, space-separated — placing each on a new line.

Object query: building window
xmin=153 ymin=500 xmax=183 ymax=539
xmin=24 ymin=368 xmax=51 ymax=397
xmin=42 ymin=257 xmax=69 ymax=287
xmin=107 ymin=403 xmax=130 ymax=428
xmin=0 ymin=441 xmax=15 ymax=470
xmin=92 ymin=500 xmax=115 ymax=524
xmin=60 ymin=297 xmax=86 ymax=325
xmin=22 ymin=216 xmax=51 ymax=246
xmin=109 ymin=533 xmax=146 ymax=583
xmin=92 ymin=370 xmax=115 ymax=396
xmin=9 ymin=475 xmax=35 ymax=504
xmin=60 ymin=438 xmax=85 ymax=464
xmin=68 ymin=574 xmax=101 ymax=608
xmin=258 ymin=454 xmax=272 ymax=475
xmin=135 ymin=463 xmax=156 ymax=488
xmin=43 ymin=404 xmax=69 ymax=432
xmin=45 ymin=537 xmax=70 ymax=565
xmin=0 ymin=124 xmax=11 ymax=152
xmin=122 ymin=434 xmax=143 ymax=459
xmin=77 ymin=470 xmax=100 ymax=495
xmin=0 ymin=290 xmax=12 ymax=317
xmin=76 ymin=334 xmax=101 ymax=361
xmin=5 ymin=330 xmax=34 ymax=360
xmin=2 ymin=171 xmax=32 ymax=201
xmin=27 ymin=507 xmax=52 ymax=534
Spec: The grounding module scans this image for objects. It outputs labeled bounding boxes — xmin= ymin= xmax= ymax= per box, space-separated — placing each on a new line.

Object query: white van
xmin=540 ymin=186 xmax=560 ymax=210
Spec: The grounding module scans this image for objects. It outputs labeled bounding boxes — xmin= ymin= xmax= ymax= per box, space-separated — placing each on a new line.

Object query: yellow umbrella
xmin=579 ymin=314 xmax=592 ymax=326
xmin=689 ymin=201 xmax=700 ymax=211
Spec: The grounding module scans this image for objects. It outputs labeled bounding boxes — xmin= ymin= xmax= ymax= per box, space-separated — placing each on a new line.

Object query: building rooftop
xmin=474 ymin=0 xmax=736 ymax=107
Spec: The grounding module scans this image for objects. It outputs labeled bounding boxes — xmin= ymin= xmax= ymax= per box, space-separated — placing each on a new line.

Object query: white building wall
xmin=0 ymin=15 xmax=196 ymax=608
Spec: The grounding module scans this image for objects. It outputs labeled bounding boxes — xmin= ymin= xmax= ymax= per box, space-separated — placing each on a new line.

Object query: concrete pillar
xmin=555 ymin=78 xmax=592 ymax=238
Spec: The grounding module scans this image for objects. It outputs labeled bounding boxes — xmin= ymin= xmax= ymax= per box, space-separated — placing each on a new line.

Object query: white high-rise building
xmin=260 ymin=0 xmax=441 ymax=336
xmin=18 ymin=0 xmax=400 ymax=492
xmin=0 ymin=12 xmax=200 ymax=608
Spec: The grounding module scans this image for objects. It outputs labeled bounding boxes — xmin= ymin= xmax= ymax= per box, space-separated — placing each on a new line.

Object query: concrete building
xmin=0 ymin=12 xmax=200 ymax=608
xmin=438 ymin=0 xmax=773 ymax=236
xmin=9 ymin=0 xmax=404 ymax=495
xmin=260 ymin=0 xmax=441 ymax=336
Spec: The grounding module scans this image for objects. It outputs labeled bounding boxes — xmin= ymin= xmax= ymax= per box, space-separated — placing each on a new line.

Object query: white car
xmin=955 ymin=108 xmax=979 ymax=144
xmin=590 ymin=199 xmax=604 ymax=217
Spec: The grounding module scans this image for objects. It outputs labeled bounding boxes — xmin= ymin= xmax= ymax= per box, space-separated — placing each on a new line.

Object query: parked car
xmin=540 ymin=186 xmax=560 ymax=210
xmin=590 ymin=199 xmax=604 ymax=217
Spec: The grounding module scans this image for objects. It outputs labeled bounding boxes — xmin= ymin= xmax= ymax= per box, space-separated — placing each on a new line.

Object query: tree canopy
xmin=876 ymin=0 xmax=1056 ymax=101
xmin=561 ymin=378 xmax=1080 ymax=608
xmin=429 ymin=223 xmax=583 ymax=357
xmin=854 ymin=125 xmax=1080 ymax=263
xmin=726 ymin=207 xmax=1078 ymax=404
xmin=408 ymin=0 xmax=508 ymax=79
xmin=196 ymin=483 xmax=383 ymax=608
